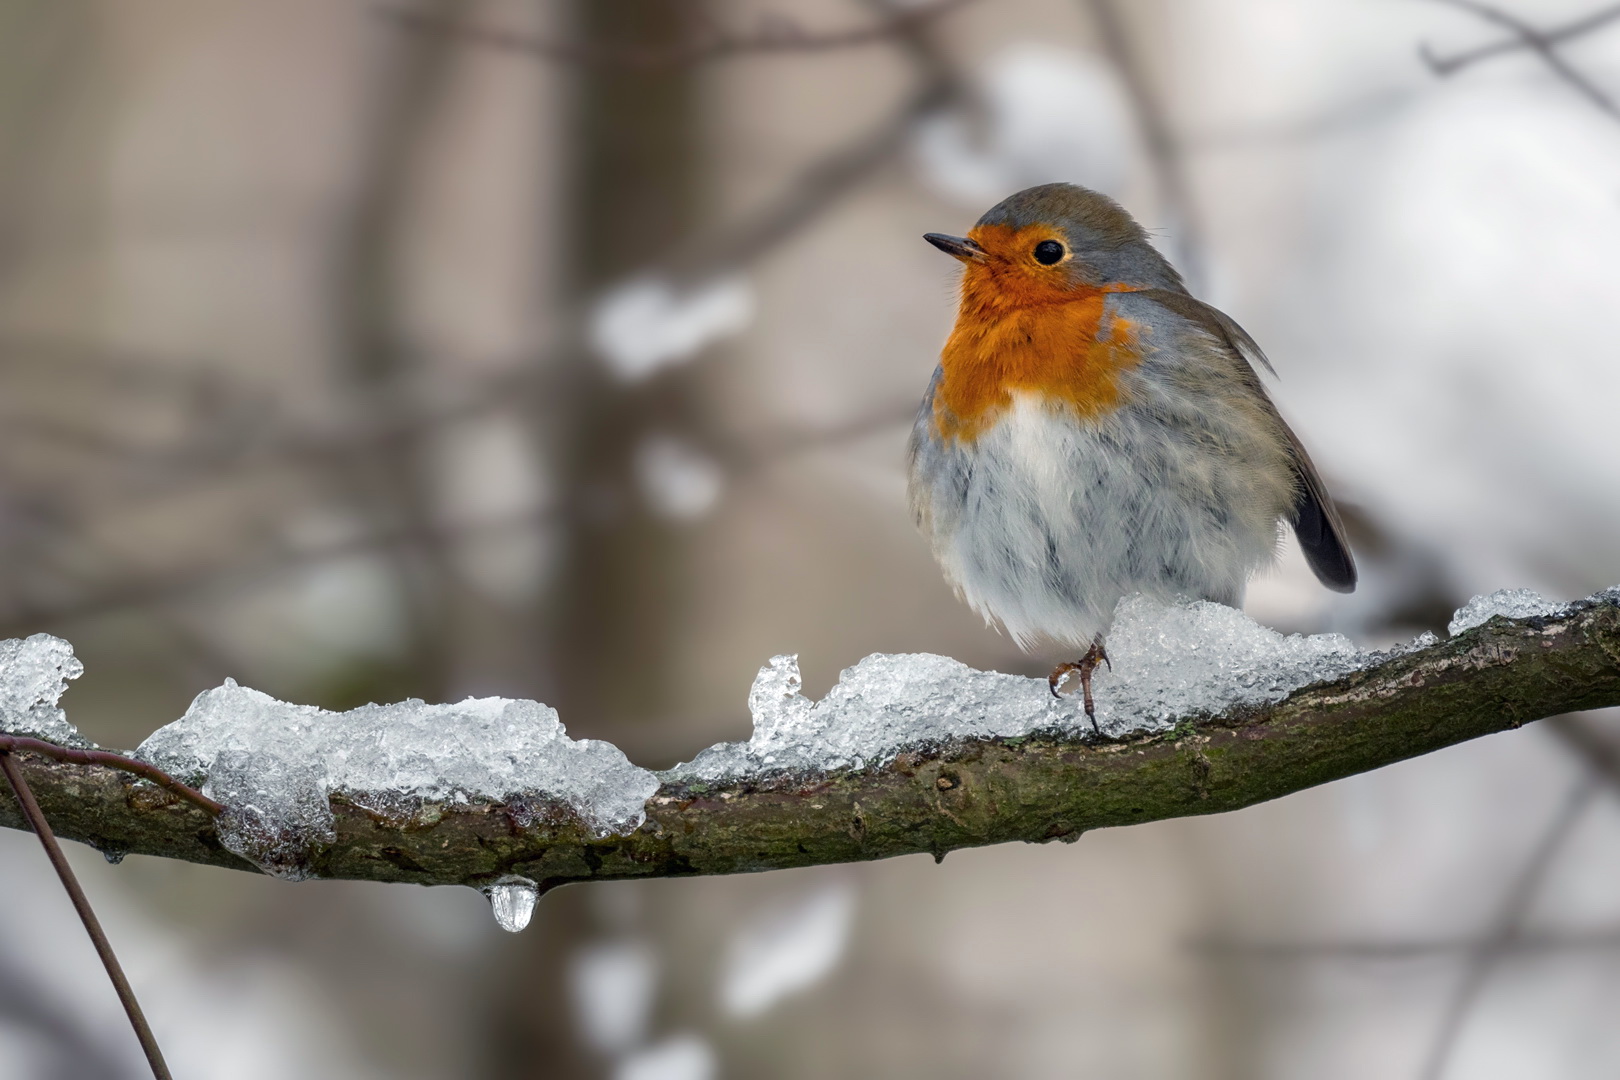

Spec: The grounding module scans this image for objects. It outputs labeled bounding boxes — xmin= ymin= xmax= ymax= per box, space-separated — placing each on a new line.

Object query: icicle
xmin=484 ymin=876 xmax=539 ymax=933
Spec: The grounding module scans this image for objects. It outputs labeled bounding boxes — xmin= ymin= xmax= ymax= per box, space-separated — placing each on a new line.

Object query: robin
xmin=908 ymin=183 xmax=1356 ymax=729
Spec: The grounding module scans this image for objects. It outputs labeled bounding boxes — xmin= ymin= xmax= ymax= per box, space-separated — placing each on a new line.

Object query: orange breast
xmin=932 ymin=277 xmax=1143 ymax=443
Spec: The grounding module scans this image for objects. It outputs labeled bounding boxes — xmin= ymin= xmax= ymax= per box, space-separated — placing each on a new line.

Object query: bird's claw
xmin=1048 ymin=662 xmax=1082 ymax=698
xmin=1048 ymin=638 xmax=1109 ymax=734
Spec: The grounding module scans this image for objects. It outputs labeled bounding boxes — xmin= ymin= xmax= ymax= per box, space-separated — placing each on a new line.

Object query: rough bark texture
xmin=3 ymin=596 xmax=1618 ymax=892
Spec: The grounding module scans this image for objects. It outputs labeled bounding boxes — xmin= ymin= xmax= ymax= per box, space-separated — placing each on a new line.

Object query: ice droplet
xmin=485 ymin=876 xmax=539 ymax=933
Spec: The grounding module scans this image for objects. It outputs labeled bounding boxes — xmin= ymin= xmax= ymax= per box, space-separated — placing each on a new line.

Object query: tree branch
xmin=2 ymin=593 xmax=1617 ymax=890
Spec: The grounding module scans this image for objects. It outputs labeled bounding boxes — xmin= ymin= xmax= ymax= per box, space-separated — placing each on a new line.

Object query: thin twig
xmin=1420 ymin=0 xmax=1620 ymax=121
xmin=0 ymin=751 xmax=173 ymax=1080
xmin=1421 ymin=2 xmax=1620 ymax=75
xmin=0 ymin=735 xmax=222 ymax=816
xmin=379 ymin=0 xmax=977 ymax=70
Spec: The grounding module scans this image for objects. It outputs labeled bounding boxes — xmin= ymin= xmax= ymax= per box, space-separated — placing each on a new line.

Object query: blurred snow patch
xmin=671 ymin=596 xmax=1376 ymax=779
xmin=1448 ymin=588 xmax=1564 ymax=637
xmin=720 ymin=882 xmax=856 ymax=1019
xmin=208 ymin=512 xmax=410 ymax=681
xmin=433 ymin=416 xmax=552 ymax=600
xmin=635 ymin=434 xmax=724 ymax=520
xmin=0 ymin=633 xmax=87 ymax=747
xmin=914 ymin=44 xmax=1134 ymax=205
xmin=590 ymin=275 xmax=755 ymax=381
xmin=571 ymin=938 xmax=659 ymax=1053
xmin=614 ymin=1034 xmax=716 ymax=1080
xmin=137 ymin=680 xmax=658 ymax=875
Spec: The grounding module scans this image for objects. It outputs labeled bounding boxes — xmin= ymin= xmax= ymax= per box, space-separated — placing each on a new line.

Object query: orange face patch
xmin=931 ymin=224 xmax=1144 ymax=442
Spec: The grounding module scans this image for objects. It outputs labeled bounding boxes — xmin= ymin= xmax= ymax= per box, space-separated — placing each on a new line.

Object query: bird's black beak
xmin=924 ymin=233 xmax=986 ymax=263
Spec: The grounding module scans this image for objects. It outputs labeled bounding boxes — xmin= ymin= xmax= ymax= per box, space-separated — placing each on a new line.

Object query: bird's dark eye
xmin=1033 ymin=240 xmax=1065 ymax=265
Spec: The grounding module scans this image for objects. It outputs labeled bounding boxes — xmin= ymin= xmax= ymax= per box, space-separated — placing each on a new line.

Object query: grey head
xmin=964 ymin=182 xmax=1186 ymax=292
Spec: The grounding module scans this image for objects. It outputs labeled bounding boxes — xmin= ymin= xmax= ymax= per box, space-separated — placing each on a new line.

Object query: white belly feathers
xmin=909 ymin=386 xmax=1291 ymax=651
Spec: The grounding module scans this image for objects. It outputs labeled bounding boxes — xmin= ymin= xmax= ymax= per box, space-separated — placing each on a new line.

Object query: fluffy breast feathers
xmin=907 ymin=290 xmax=1316 ymax=648
xmin=930 ymin=273 xmax=1143 ymax=443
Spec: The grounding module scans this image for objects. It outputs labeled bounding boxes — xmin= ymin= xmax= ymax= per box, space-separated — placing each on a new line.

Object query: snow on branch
xmin=2 ymin=587 xmax=1618 ymax=924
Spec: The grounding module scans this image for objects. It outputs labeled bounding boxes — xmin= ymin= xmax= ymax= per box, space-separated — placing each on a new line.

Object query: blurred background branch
xmin=1422 ymin=0 xmax=1620 ymax=120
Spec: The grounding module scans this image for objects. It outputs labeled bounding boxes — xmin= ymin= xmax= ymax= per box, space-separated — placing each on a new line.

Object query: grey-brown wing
xmin=1276 ymin=423 xmax=1357 ymax=592
xmin=1139 ymin=289 xmax=1357 ymax=593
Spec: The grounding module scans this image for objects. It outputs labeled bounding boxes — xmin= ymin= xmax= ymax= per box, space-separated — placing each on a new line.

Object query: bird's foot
xmin=1048 ymin=638 xmax=1110 ymax=733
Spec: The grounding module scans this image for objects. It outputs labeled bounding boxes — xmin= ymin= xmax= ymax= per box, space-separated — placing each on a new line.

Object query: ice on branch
xmin=1447 ymin=588 xmax=1567 ymax=637
xmin=10 ymin=582 xmax=1612 ymax=888
xmin=589 ymin=274 xmax=755 ymax=381
xmin=675 ymin=586 xmax=1620 ymax=782
xmin=0 ymin=633 xmax=89 ymax=748
xmin=137 ymin=681 xmax=659 ymax=877
xmin=672 ymin=597 xmax=1377 ymax=780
